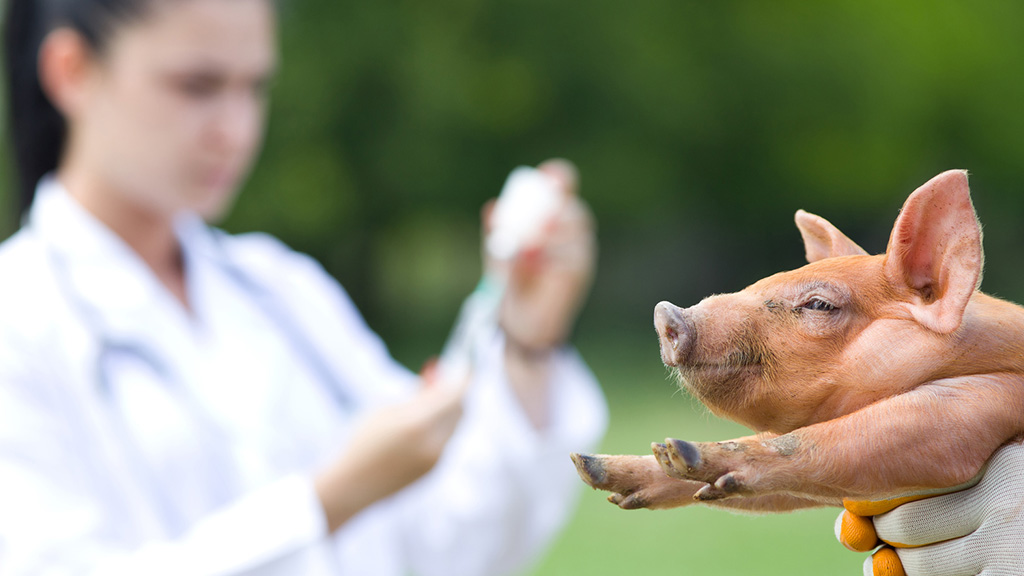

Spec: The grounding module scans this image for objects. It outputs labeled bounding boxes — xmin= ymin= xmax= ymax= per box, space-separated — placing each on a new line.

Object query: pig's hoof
xmin=694 ymin=473 xmax=747 ymax=501
xmin=655 ymin=438 xmax=703 ymax=480
xmin=609 ymin=491 xmax=650 ymax=510
xmin=570 ymin=453 xmax=701 ymax=510
xmin=652 ymin=442 xmax=681 ymax=479
xmin=571 ymin=453 xmax=607 ymax=487
xmin=669 ymin=438 xmax=702 ymax=468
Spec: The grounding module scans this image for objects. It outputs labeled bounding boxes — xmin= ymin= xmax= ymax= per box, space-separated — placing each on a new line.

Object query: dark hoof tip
xmin=571 ymin=453 xmax=607 ymax=486
xmin=610 ymin=491 xmax=646 ymax=510
xmin=717 ymin=473 xmax=741 ymax=493
xmin=668 ymin=438 xmax=702 ymax=469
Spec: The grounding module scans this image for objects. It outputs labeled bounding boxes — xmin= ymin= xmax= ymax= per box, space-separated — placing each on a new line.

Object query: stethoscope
xmin=36 ymin=219 xmax=357 ymax=534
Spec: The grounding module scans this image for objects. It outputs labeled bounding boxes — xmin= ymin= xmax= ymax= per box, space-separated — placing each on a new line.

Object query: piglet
xmin=573 ymin=170 xmax=1024 ymax=514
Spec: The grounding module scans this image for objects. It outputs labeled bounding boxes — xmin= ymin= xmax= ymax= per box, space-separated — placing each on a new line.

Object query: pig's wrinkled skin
xmin=573 ymin=170 xmax=1024 ymax=511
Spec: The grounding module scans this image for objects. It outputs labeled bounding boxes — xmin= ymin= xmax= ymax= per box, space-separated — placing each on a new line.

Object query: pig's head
xmin=656 ymin=170 xmax=984 ymax=434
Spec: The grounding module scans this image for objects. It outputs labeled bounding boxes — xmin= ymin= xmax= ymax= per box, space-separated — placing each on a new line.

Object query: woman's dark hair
xmin=3 ymin=0 xmax=153 ymax=216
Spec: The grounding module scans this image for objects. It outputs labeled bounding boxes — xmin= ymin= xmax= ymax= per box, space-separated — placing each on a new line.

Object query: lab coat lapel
xmin=27 ymin=178 xmax=198 ymax=380
xmin=27 ymin=180 xmax=242 ymax=533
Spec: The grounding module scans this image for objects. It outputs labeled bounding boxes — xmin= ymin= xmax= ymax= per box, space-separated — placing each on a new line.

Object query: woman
xmin=0 ymin=0 xmax=606 ymax=574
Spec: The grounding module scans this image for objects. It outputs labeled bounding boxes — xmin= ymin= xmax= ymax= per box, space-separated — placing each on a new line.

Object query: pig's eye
xmin=802 ymin=298 xmax=836 ymax=312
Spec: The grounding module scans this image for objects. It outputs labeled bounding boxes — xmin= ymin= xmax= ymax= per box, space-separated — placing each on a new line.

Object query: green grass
xmin=528 ymin=336 xmax=866 ymax=576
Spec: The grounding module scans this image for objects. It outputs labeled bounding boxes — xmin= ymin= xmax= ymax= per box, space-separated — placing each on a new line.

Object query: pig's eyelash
xmin=800 ymin=297 xmax=836 ymax=312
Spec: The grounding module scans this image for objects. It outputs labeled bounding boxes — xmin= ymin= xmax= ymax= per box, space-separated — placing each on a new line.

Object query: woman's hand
xmin=315 ymin=364 xmax=469 ymax=532
xmin=493 ymin=159 xmax=596 ymax=352
xmin=487 ymin=159 xmax=597 ymax=429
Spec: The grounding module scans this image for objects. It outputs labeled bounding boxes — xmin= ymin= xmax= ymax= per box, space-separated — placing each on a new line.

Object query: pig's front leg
xmin=572 ymin=452 xmax=826 ymax=512
xmin=655 ymin=435 xmax=816 ymax=501
xmin=658 ymin=374 xmax=1024 ymax=502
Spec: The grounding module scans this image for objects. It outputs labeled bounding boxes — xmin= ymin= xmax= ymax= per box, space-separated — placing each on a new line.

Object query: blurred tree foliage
xmin=4 ymin=0 xmax=1024 ymax=365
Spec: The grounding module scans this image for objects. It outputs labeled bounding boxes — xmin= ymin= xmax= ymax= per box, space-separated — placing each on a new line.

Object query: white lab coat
xmin=0 ymin=179 xmax=607 ymax=576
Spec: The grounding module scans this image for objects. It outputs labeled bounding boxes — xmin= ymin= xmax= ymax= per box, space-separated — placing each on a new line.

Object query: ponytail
xmin=3 ymin=0 xmax=155 ymax=217
xmin=4 ymin=0 xmax=65 ymax=216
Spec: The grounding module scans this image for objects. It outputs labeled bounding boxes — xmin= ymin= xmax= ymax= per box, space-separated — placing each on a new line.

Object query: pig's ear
xmin=883 ymin=170 xmax=983 ymax=334
xmin=794 ymin=210 xmax=868 ymax=263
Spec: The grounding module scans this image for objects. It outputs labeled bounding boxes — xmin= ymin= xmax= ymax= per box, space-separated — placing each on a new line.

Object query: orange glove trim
xmin=841 ymin=495 xmax=933 ymax=549
xmin=871 ymin=547 xmax=907 ymax=576
xmin=842 ymin=494 xmax=933 ymax=517
xmin=838 ymin=509 xmax=880 ymax=552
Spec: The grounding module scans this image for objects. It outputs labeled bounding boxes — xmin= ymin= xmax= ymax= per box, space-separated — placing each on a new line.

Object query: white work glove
xmin=839 ymin=441 xmax=1024 ymax=576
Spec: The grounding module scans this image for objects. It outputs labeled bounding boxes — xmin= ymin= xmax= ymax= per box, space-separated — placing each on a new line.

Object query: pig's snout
xmin=655 ymin=301 xmax=694 ymax=367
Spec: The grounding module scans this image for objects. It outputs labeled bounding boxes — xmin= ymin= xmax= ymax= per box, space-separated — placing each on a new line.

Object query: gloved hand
xmin=835 ymin=441 xmax=1024 ymax=576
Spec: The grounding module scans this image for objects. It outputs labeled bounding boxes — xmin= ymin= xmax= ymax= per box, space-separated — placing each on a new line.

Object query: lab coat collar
xmin=27 ymin=176 xmax=216 ymax=348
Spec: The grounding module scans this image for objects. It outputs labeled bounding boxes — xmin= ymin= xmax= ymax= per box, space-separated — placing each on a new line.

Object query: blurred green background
xmin=4 ymin=1 xmax=1024 ymax=574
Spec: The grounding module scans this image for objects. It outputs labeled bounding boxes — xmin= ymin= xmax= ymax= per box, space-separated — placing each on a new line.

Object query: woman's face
xmin=73 ymin=0 xmax=277 ymax=221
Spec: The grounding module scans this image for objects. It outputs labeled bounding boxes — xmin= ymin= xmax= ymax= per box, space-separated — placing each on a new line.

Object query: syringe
xmin=436 ymin=166 xmax=563 ymax=384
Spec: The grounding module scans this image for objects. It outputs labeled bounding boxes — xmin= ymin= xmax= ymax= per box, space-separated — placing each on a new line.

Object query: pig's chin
xmin=657 ymin=327 xmax=769 ymax=413
xmin=670 ymin=360 xmax=763 ymax=411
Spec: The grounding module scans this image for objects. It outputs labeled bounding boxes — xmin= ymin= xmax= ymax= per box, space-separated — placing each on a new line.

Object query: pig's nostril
xmin=654 ymin=301 xmax=692 ymax=365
